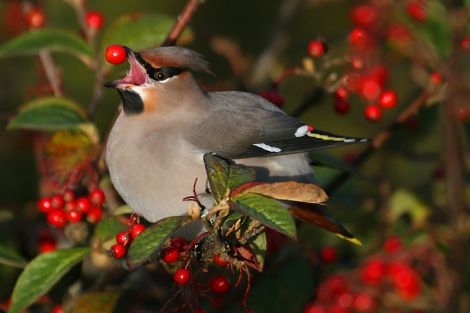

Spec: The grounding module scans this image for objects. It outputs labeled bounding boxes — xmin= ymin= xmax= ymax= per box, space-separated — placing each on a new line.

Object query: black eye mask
xmin=134 ymin=53 xmax=186 ymax=82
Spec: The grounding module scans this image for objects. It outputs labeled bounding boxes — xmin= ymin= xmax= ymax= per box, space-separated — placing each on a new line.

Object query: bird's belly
xmin=106 ymin=138 xmax=207 ymax=223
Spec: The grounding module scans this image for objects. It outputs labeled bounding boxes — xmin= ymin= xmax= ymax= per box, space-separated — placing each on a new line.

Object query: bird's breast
xmin=106 ymin=114 xmax=208 ymax=222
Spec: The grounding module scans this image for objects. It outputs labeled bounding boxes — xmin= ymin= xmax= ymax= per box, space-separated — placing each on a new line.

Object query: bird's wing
xmin=186 ymin=91 xmax=368 ymax=159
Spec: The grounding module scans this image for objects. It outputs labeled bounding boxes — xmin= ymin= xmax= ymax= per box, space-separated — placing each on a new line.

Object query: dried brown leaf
xmin=235 ymin=181 xmax=328 ymax=204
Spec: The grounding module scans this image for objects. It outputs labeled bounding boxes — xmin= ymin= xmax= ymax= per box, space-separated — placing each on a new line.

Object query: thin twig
xmin=69 ymin=0 xmax=105 ymax=117
xmin=38 ymin=51 xmax=63 ymax=96
xmin=442 ymin=27 xmax=467 ymax=313
xmin=162 ymin=0 xmax=202 ymax=47
xmin=326 ymin=91 xmax=430 ymax=194
xmin=247 ymin=0 xmax=304 ymax=88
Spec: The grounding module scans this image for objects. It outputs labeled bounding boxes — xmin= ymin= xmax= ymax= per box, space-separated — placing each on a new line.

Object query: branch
xmin=326 ymin=91 xmax=430 ymax=194
xmin=21 ymin=1 xmax=63 ymax=97
xmin=247 ymin=0 xmax=304 ymax=88
xmin=161 ymin=0 xmax=202 ymax=47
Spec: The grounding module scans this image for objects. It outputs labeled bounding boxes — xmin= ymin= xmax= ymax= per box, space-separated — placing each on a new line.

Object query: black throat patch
xmin=117 ymin=89 xmax=144 ymax=115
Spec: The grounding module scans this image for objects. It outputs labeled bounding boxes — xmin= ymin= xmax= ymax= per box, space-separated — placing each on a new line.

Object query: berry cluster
xmin=304 ymin=236 xmax=427 ymax=313
xmin=37 ymin=187 xmax=105 ymax=228
xmin=161 ymin=237 xmax=188 ymax=263
xmin=109 ymin=217 xmax=146 ymax=259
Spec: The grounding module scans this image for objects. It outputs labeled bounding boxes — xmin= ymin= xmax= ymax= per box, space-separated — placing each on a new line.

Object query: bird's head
xmin=104 ymin=46 xmax=212 ymax=115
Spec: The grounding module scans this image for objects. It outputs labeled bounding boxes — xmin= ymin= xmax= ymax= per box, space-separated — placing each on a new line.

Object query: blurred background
xmin=0 ymin=0 xmax=469 ymax=312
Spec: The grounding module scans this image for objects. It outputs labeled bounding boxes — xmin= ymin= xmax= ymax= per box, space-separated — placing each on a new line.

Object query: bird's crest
xmin=139 ymin=46 xmax=213 ymax=75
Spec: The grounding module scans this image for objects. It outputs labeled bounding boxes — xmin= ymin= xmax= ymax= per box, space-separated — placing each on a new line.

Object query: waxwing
xmin=104 ymin=46 xmax=367 ymax=238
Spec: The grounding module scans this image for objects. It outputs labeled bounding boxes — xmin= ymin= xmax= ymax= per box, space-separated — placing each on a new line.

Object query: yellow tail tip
xmin=336 ymin=234 xmax=362 ymax=246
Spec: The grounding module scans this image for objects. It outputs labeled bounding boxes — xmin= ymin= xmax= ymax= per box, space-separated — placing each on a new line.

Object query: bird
xmin=104 ymin=46 xmax=367 ymax=239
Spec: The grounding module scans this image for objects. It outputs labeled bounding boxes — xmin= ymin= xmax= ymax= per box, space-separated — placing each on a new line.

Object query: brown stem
xmin=161 ymin=0 xmax=202 ymax=47
xmin=442 ymin=81 xmax=466 ymax=313
xmin=69 ymin=0 xmax=104 ymax=117
xmin=38 ymin=51 xmax=63 ymax=97
xmin=247 ymin=0 xmax=304 ymax=88
xmin=326 ymin=91 xmax=430 ymax=194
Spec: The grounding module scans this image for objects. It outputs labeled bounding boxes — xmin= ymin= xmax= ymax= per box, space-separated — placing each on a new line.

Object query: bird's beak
xmin=104 ymin=47 xmax=148 ymax=89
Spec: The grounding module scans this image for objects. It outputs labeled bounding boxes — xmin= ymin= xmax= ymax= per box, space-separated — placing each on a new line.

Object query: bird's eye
xmin=155 ymin=71 xmax=167 ymax=81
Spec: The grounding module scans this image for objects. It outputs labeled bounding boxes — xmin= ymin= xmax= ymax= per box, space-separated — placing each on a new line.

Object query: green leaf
xmin=0 ymin=245 xmax=27 ymax=269
xmin=249 ymin=231 xmax=267 ymax=272
xmin=94 ymin=217 xmax=127 ymax=242
xmin=388 ymin=189 xmax=429 ymax=227
xmin=100 ymin=14 xmax=192 ymax=53
xmin=8 ymin=97 xmax=87 ymax=132
xmin=128 ymin=216 xmax=184 ymax=265
xmin=227 ymin=164 xmax=256 ymax=190
xmin=112 ymin=205 xmax=133 ymax=216
xmin=204 ymin=154 xmax=256 ymax=203
xmin=9 ymin=247 xmax=90 ymax=313
xmin=233 ymin=193 xmax=296 ymax=239
xmin=0 ymin=28 xmax=92 ymax=60
xmin=204 ymin=154 xmax=230 ymax=203
xmin=72 ymin=291 xmax=120 ymax=313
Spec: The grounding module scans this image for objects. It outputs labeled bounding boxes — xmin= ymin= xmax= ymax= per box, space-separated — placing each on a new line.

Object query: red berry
xmin=350 ymin=4 xmax=377 ymax=28
xmin=307 ymin=39 xmax=327 ymax=57
xmin=86 ymin=207 xmax=103 ymax=223
xmin=116 ymin=231 xmax=130 ymax=246
xmin=320 ymin=275 xmax=349 ymax=297
xmin=63 ymin=190 xmax=75 ymax=202
xmin=361 ymin=259 xmax=386 ymax=286
xmin=354 ymin=292 xmax=375 ymax=312
xmin=65 ymin=210 xmax=82 ymax=223
xmin=89 ymin=187 xmax=105 ymax=205
xmin=64 ymin=200 xmax=77 ymax=212
xmin=51 ymin=195 xmax=65 ymax=209
xmin=52 ymin=305 xmax=64 ymax=313
xmin=110 ymin=244 xmax=126 ymax=259
xmin=130 ymin=223 xmax=146 ymax=238
xmin=364 ymin=104 xmax=382 ymax=121
xmin=171 ymin=237 xmax=188 ymax=251
xmin=328 ymin=305 xmax=348 ymax=313
xmin=320 ymin=246 xmax=337 ymax=263
xmin=258 ymin=90 xmax=284 ymax=107
xmin=369 ymin=66 xmax=389 ymax=86
xmin=47 ymin=209 xmax=66 ymax=228
xmin=407 ymin=0 xmax=427 ymax=22
xmin=105 ymin=45 xmax=127 ymax=65
xmin=349 ymin=28 xmax=369 ymax=48
xmin=26 ymin=8 xmax=45 ymax=28
xmin=336 ymin=292 xmax=354 ymax=308
xmin=457 ymin=107 xmax=469 ymax=121
xmin=85 ymin=11 xmax=104 ymax=30
xmin=161 ymin=247 xmax=180 ymax=263
xmin=460 ymin=37 xmax=470 ymax=51
xmin=334 ymin=87 xmax=348 ymax=100
xmin=378 ymin=90 xmax=398 ymax=109
xmin=430 ymin=72 xmax=442 ymax=84
xmin=214 ymin=254 xmax=229 ymax=267
xmin=361 ymin=78 xmax=381 ymax=101
xmin=38 ymin=231 xmax=57 ymax=253
xmin=193 ymin=309 xmax=207 ymax=313
xmin=383 ymin=236 xmax=402 ymax=253
xmin=334 ymin=100 xmax=350 ymax=114
xmin=210 ymin=275 xmax=231 ymax=294
xmin=38 ymin=197 xmax=52 ymax=213
xmin=304 ymin=303 xmax=325 ymax=313
xmin=173 ymin=268 xmax=191 ymax=285
xmin=75 ymin=197 xmax=91 ymax=213
xmin=388 ymin=262 xmax=421 ymax=300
